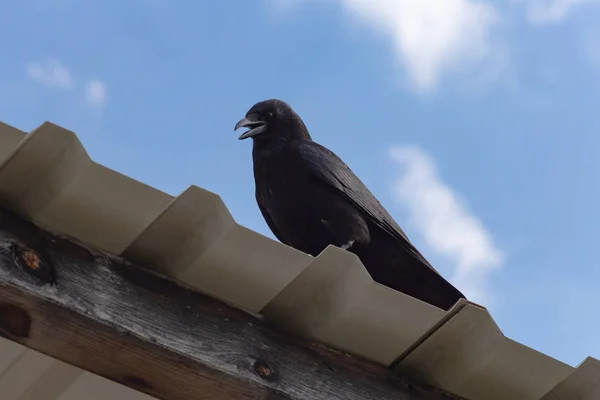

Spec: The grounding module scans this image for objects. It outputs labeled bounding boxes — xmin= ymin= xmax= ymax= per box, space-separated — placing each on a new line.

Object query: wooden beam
xmin=0 ymin=207 xmax=463 ymax=400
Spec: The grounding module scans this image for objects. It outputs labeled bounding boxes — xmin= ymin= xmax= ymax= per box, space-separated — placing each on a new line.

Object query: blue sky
xmin=1 ymin=0 xmax=599 ymax=367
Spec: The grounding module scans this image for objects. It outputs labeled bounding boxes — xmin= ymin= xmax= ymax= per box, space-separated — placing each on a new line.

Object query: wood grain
xmin=0 ymin=207 xmax=463 ymax=400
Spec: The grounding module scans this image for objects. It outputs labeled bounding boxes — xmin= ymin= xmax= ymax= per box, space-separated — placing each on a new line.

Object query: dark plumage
xmin=235 ymin=99 xmax=465 ymax=310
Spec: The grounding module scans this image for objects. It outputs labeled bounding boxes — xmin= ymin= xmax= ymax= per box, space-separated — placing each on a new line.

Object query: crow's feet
xmin=340 ymin=240 xmax=355 ymax=251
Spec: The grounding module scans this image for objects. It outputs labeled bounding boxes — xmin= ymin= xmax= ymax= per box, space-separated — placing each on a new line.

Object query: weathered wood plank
xmin=0 ymin=207 xmax=463 ymax=400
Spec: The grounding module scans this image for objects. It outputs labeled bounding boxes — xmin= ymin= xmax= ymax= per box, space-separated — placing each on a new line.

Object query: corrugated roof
xmin=0 ymin=120 xmax=598 ymax=400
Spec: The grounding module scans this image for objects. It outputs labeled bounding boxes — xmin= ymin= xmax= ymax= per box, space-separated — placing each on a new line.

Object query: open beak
xmin=234 ymin=114 xmax=268 ymax=140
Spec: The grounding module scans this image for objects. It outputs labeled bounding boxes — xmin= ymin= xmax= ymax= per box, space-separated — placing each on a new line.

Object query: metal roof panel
xmin=0 ymin=120 xmax=598 ymax=400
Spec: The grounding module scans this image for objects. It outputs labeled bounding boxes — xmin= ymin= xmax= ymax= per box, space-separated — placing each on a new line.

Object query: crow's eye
xmin=266 ymin=112 xmax=274 ymax=119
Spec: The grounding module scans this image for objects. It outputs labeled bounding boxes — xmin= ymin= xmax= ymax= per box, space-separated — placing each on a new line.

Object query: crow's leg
xmin=340 ymin=239 xmax=355 ymax=251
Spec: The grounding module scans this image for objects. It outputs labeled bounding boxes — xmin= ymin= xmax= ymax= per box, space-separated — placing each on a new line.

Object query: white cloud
xmin=26 ymin=59 xmax=73 ymax=89
xmin=26 ymin=60 xmax=108 ymax=107
xmin=389 ymin=146 xmax=503 ymax=304
xmin=522 ymin=0 xmax=598 ymax=23
xmin=85 ymin=80 xmax=107 ymax=108
xmin=277 ymin=0 xmax=500 ymax=92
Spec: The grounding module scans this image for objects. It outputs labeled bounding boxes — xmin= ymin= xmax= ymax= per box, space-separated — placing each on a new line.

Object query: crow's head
xmin=234 ymin=99 xmax=311 ymax=142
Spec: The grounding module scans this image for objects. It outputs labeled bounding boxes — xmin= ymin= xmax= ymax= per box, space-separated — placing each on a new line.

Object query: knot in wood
xmin=11 ymin=243 xmax=55 ymax=285
xmin=253 ymin=358 xmax=277 ymax=382
xmin=22 ymin=249 xmax=41 ymax=270
xmin=0 ymin=304 xmax=31 ymax=338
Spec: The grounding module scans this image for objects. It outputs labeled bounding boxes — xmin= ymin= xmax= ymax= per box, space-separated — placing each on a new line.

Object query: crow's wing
xmin=256 ymin=191 xmax=288 ymax=244
xmin=297 ymin=140 xmax=440 ymax=274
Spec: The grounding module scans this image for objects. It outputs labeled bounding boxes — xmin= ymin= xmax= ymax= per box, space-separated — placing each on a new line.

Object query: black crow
xmin=235 ymin=99 xmax=465 ymax=310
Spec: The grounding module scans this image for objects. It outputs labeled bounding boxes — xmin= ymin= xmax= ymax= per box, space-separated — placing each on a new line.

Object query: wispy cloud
xmin=389 ymin=146 xmax=503 ymax=304
xmin=277 ymin=0 xmax=501 ymax=92
xmin=85 ymin=79 xmax=107 ymax=108
xmin=26 ymin=59 xmax=73 ymax=89
xmin=521 ymin=0 xmax=598 ymax=24
xmin=26 ymin=59 xmax=108 ymax=108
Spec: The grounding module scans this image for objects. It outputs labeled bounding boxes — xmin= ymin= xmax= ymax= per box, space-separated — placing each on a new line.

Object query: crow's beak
xmin=235 ymin=115 xmax=268 ymax=140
